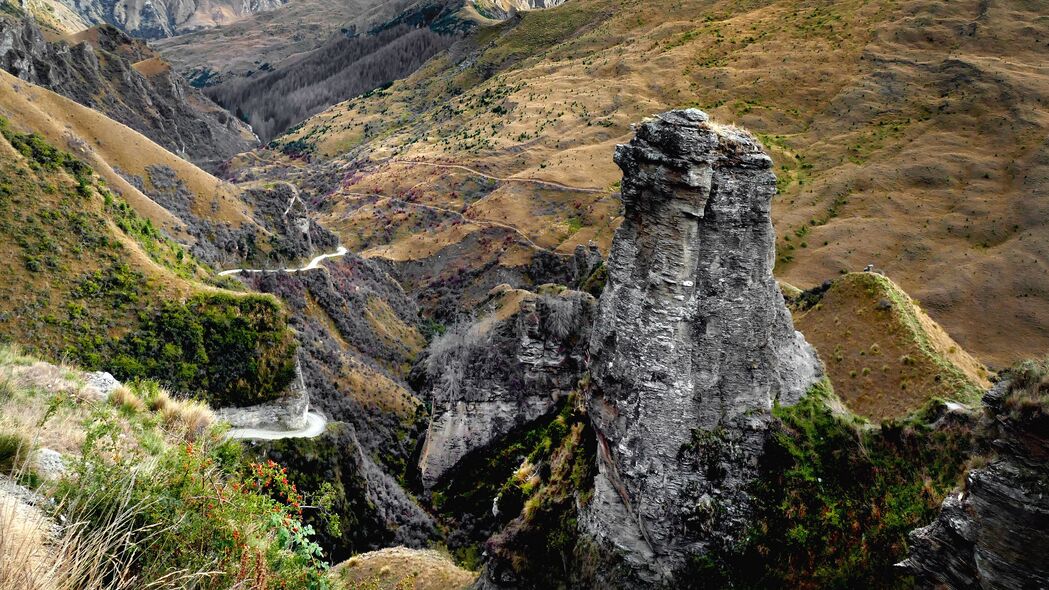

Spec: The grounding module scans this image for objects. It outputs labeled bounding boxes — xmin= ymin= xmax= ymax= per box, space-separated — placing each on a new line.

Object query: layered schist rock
xmin=418 ymin=285 xmax=595 ymax=489
xmin=583 ymin=109 xmax=822 ymax=583
xmin=0 ymin=18 xmax=257 ymax=170
xmin=901 ymin=379 xmax=1049 ymax=589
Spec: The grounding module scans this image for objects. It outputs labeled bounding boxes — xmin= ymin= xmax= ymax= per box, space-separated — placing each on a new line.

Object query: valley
xmin=0 ymin=0 xmax=1045 ymax=588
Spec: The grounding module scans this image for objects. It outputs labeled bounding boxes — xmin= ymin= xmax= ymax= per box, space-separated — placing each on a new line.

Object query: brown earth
xmin=266 ymin=0 xmax=1049 ymax=367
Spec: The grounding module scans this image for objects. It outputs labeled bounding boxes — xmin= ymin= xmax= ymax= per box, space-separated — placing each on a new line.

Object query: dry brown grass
xmin=145 ymin=389 xmax=215 ymax=439
xmin=794 ymin=273 xmax=990 ymax=420
xmin=109 ymin=386 xmax=146 ymax=414
xmin=335 ymin=547 xmax=476 ymax=590
xmin=273 ymin=0 xmax=1049 ymax=366
xmin=0 ymin=69 xmax=258 ymax=239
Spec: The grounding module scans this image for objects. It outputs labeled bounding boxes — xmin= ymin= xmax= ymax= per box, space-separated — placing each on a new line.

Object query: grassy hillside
xmin=792 ymin=272 xmax=991 ymax=420
xmin=0 ymin=116 xmax=296 ymax=406
xmin=265 ymin=0 xmax=1049 ymax=365
xmin=0 ymin=68 xmax=267 ymax=255
xmin=1 ymin=0 xmax=86 ymax=35
xmin=0 ymin=346 xmax=334 ymax=589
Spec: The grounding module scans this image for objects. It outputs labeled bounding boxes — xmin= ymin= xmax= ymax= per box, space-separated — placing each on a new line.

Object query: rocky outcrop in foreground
xmin=417 ymin=285 xmax=595 ymax=489
xmin=901 ymin=377 xmax=1049 ymax=589
xmin=583 ymin=109 xmax=822 ymax=583
xmin=0 ymin=18 xmax=257 ymax=170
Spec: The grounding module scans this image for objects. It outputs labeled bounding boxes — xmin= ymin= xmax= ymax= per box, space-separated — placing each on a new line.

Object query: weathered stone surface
xmin=582 ymin=109 xmax=822 ymax=583
xmin=417 ymin=285 xmax=595 ymax=489
xmin=900 ymin=380 xmax=1049 ymax=589
xmin=83 ymin=370 xmax=120 ymax=400
xmin=32 ymin=448 xmax=66 ymax=480
xmin=215 ymin=360 xmax=309 ymax=430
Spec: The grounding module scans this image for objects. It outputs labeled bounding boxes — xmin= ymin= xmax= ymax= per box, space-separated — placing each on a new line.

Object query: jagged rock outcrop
xmin=582 ymin=109 xmax=822 ymax=584
xmin=0 ymin=17 xmax=257 ymax=170
xmin=417 ymin=285 xmax=596 ymax=489
xmin=55 ymin=0 xmax=284 ymax=39
xmin=900 ymin=379 xmax=1049 ymax=589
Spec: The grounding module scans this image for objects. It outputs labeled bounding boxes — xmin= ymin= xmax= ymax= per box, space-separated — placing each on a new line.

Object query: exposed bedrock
xmin=581 ymin=109 xmax=822 ymax=584
xmin=417 ymin=285 xmax=596 ymax=489
xmin=900 ymin=379 xmax=1049 ymax=589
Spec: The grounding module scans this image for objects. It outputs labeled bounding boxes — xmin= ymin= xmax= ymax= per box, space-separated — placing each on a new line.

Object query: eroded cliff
xmin=582 ymin=109 xmax=822 ymax=583
xmin=901 ymin=369 xmax=1049 ymax=589
xmin=417 ymin=284 xmax=595 ymax=489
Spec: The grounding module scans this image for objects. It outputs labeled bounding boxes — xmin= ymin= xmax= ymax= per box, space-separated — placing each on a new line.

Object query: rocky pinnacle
xmin=582 ymin=109 xmax=822 ymax=583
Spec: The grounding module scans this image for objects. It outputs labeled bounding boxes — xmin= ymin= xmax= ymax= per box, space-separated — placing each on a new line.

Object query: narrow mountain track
xmin=227 ymin=411 xmax=328 ymax=440
xmin=387 ymin=160 xmax=606 ymax=193
xmin=218 ymin=245 xmax=349 ymax=275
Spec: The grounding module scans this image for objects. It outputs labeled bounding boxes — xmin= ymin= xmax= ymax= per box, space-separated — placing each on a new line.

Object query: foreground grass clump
xmin=0 ymin=346 xmax=338 ymax=589
xmin=689 ymin=379 xmax=977 ymax=588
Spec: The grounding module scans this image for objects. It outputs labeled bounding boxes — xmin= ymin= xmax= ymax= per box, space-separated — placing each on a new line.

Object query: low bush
xmin=100 ymin=293 xmax=298 ymax=407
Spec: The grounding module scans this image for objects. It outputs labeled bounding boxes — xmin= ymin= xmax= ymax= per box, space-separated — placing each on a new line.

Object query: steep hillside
xmin=52 ymin=0 xmax=284 ymax=38
xmin=0 ymin=17 xmax=258 ymax=171
xmin=0 ymin=117 xmax=297 ymax=406
xmin=2 ymin=0 xmax=87 ymax=34
xmin=160 ymin=0 xmax=472 ymax=141
xmin=0 ymin=68 xmax=337 ymax=267
xmin=267 ymin=0 xmax=1049 ymax=366
xmin=792 ymin=272 xmax=991 ymax=420
xmin=153 ymin=0 xmax=399 ymax=88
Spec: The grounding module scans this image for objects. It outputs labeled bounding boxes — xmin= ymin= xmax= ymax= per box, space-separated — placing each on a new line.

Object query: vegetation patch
xmin=90 ymin=293 xmax=298 ymax=407
xmin=686 ymin=379 xmax=978 ymax=588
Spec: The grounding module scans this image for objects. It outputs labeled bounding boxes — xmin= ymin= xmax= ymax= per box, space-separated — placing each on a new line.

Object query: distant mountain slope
xmin=52 ymin=0 xmax=284 ymax=38
xmin=269 ymin=0 xmax=1049 ymax=366
xmin=153 ymin=0 xmax=412 ymax=87
xmin=0 ymin=67 xmax=337 ymax=268
xmin=158 ymin=0 xmax=470 ymax=142
xmin=0 ymin=17 xmax=257 ymax=171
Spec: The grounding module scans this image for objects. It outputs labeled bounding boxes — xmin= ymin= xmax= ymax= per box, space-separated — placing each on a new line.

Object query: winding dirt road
xmin=218 ymin=246 xmax=349 ymax=276
xmin=227 ymin=411 xmax=328 ymax=441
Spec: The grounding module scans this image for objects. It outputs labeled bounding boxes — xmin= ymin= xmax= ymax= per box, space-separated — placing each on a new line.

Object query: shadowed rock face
xmin=417 ymin=286 xmax=596 ymax=489
xmin=583 ymin=109 xmax=822 ymax=583
xmin=901 ymin=380 xmax=1049 ymax=590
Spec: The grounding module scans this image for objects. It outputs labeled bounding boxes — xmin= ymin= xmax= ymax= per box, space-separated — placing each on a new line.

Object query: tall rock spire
xmin=582 ymin=109 xmax=822 ymax=583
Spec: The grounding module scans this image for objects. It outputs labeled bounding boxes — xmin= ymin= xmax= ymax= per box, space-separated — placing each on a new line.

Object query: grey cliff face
xmin=901 ymin=380 xmax=1049 ymax=589
xmin=0 ymin=18 xmax=257 ymax=171
xmin=56 ymin=0 xmax=284 ymax=39
xmin=418 ymin=286 xmax=595 ymax=489
xmin=582 ymin=109 xmax=822 ymax=583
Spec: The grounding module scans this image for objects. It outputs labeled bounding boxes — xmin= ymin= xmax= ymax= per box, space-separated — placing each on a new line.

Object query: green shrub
xmin=85 ymin=293 xmax=298 ymax=407
xmin=695 ymin=381 xmax=976 ymax=588
xmin=60 ymin=412 xmax=332 ymax=589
